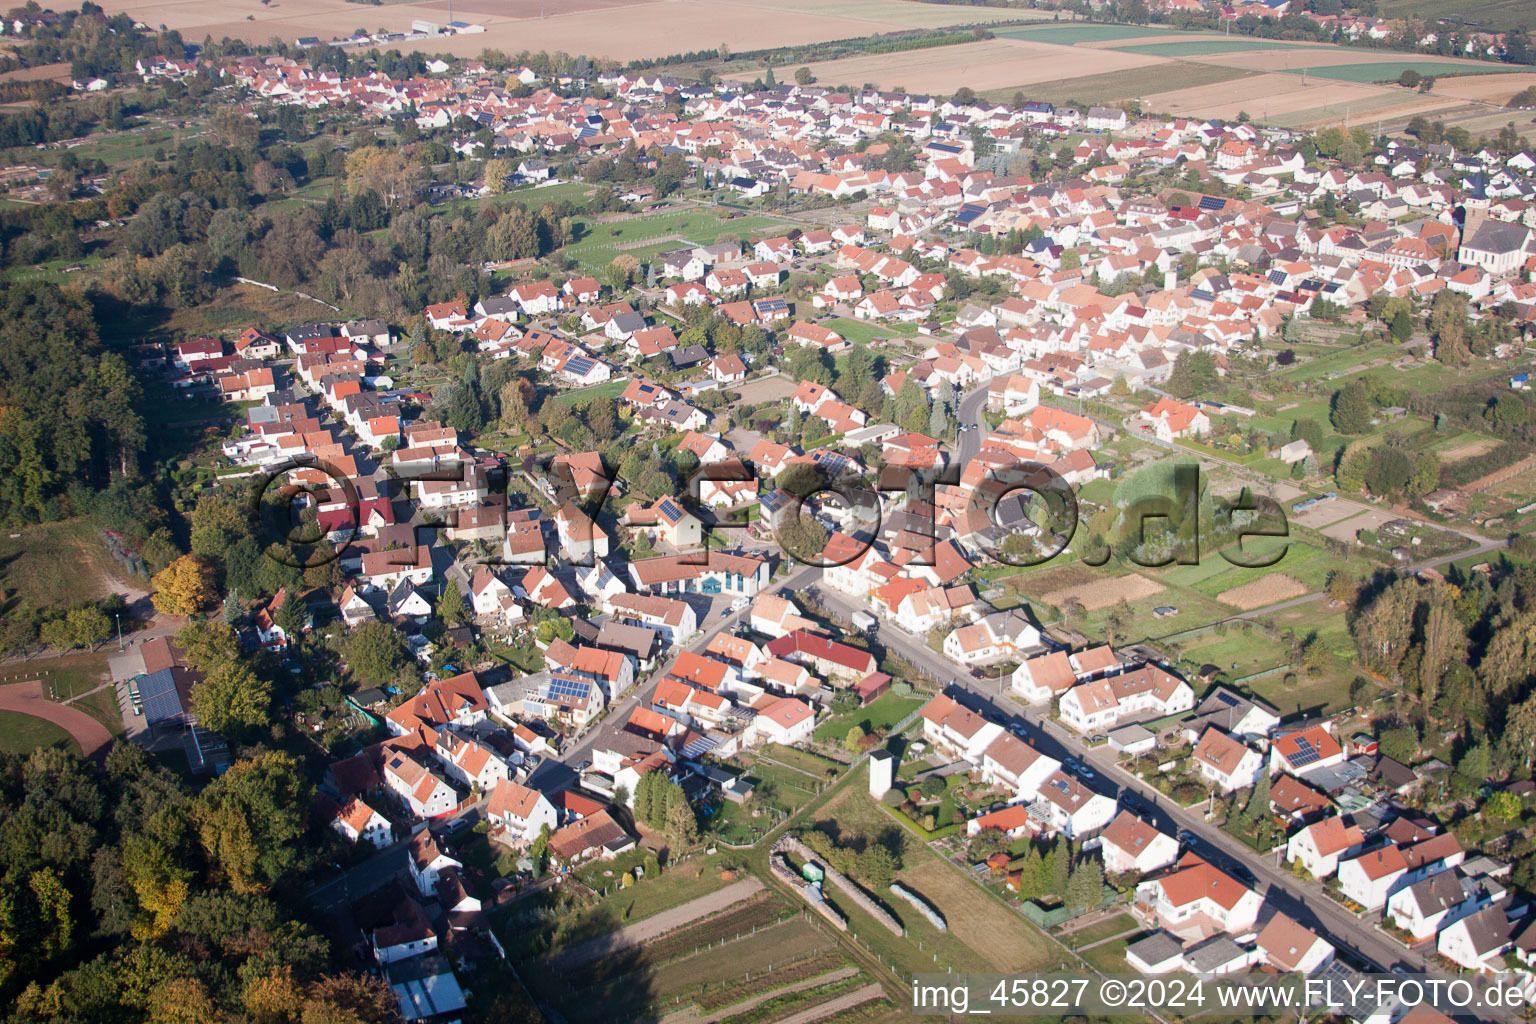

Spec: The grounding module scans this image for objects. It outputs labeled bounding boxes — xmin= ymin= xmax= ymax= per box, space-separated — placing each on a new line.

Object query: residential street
xmin=815 ymin=580 xmax=1423 ymax=974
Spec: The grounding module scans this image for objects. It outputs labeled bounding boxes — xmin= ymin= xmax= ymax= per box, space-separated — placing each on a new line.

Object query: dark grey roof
xmin=1462 ymin=219 xmax=1529 ymax=256
xmin=1127 ymin=930 xmax=1183 ymax=966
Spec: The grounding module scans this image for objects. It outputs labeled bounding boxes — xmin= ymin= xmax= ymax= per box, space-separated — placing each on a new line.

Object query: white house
xmin=1191 ymin=727 xmax=1265 ymax=794
xmin=978 ymin=733 xmax=1060 ymax=802
xmin=470 ymin=567 xmax=513 ymax=617
xmin=1337 ymin=845 xmax=1407 ymax=910
xmin=1437 ymin=904 xmax=1512 ymax=972
xmin=1388 ymin=869 xmax=1492 ymax=943
xmin=1031 ymin=771 xmax=1117 ymax=840
xmin=383 ymin=751 xmax=459 ymax=820
xmin=486 ymin=781 xmax=558 ymax=845
xmin=1136 ymin=853 xmax=1262 ymax=938
xmin=332 ymin=797 xmax=393 ymax=849
xmin=1059 ymin=665 xmax=1193 ymax=733
xmin=1255 ymin=912 xmax=1335 ymax=975
xmin=407 ymin=830 xmax=462 ymax=897
xmin=1011 ymin=650 xmax=1077 ymax=703
xmin=1286 ymin=817 xmax=1365 ymax=878
xmin=1100 ymin=810 xmax=1179 ymax=877
xmin=749 ymin=696 xmax=816 ymax=746
xmin=919 ymin=692 xmax=1005 ymax=763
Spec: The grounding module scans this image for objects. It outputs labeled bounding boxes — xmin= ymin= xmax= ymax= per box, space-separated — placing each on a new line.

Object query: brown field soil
xmin=549 ymin=876 xmax=765 ymax=971
xmin=1043 ymin=572 xmax=1164 ymax=612
xmin=1430 ymin=71 xmax=1536 ymax=104
xmin=419 ymin=0 xmax=641 ymax=16
xmin=1139 ymin=71 xmax=1393 ymax=122
xmin=1274 ymin=92 xmax=1469 ymax=130
xmin=1292 ymin=497 xmax=1370 ymax=530
xmin=96 ymin=0 xmax=1018 ymax=61
xmin=894 ymin=857 xmax=1054 ymax=971
xmin=1217 ymin=573 xmax=1307 ymax=610
xmin=720 ymin=0 xmax=1051 ymax=28
xmin=796 ymin=38 xmax=1160 ymax=95
xmin=1197 ymin=47 xmax=1502 ymax=71
xmin=0 ymin=62 xmax=71 ymax=83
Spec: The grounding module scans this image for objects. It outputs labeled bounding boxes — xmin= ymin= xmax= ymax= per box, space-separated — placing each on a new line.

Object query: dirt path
xmin=550 ymin=877 xmax=764 ymax=971
xmin=0 ymin=681 xmax=115 ymax=761
xmin=773 ymin=983 xmax=886 ymax=1024
xmin=659 ymin=967 xmax=861 ymax=1024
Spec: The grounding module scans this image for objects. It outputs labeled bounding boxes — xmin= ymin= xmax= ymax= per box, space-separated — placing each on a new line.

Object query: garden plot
xmin=1042 ymin=571 xmax=1165 ymax=612
xmin=1217 ymin=573 xmax=1308 ymax=610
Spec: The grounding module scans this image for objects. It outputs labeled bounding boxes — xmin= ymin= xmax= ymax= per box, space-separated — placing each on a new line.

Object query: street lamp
xmin=115 ymin=613 xmax=123 ymax=651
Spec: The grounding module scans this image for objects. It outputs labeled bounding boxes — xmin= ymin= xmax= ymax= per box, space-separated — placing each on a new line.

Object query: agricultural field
xmin=94 ymin=0 xmax=1034 ymax=62
xmin=1378 ymin=0 xmax=1536 ymax=33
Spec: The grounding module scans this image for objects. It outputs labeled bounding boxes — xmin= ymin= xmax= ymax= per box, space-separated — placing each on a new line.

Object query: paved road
xmin=0 ymin=680 xmax=116 ymax=761
xmin=956 ymin=378 xmax=991 ymax=466
xmin=308 ymin=838 xmax=412 ymax=912
xmin=812 ymin=582 xmax=1427 ymax=977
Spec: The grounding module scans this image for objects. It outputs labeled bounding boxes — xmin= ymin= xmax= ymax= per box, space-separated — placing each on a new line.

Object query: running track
xmin=0 ymin=681 xmax=114 ymax=761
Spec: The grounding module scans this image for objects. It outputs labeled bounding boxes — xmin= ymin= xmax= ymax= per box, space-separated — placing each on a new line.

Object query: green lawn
xmin=811 ymin=692 xmax=923 ymax=743
xmin=1176 ymin=625 xmax=1293 ymax=678
xmin=552 ymin=377 xmax=630 ymax=406
xmin=811 ymin=784 xmax=1057 ymax=975
xmin=0 ymin=710 xmax=80 ymax=756
xmin=1064 ymin=913 xmax=1140 ymax=947
xmin=1080 ymin=937 xmax=1132 ymax=973
xmin=822 ymin=317 xmax=918 ymax=347
xmin=986 ymin=63 xmax=1257 ymax=106
xmin=1111 ymin=38 xmax=1313 ymax=55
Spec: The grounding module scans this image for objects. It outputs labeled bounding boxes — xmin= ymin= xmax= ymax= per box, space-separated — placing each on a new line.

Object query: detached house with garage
xmin=331 ymin=796 xmax=393 ymax=849
xmin=1389 ymin=869 xmax=1500 ymax=943
xmin=1030 ymin=771 xmax=1117 ymax=840
xmin=1136 ymin=853 xmax=1262 ymax=939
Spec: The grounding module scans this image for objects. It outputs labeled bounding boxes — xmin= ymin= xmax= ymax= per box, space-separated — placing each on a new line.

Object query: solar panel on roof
xmin=1267 ymin=270 xmax=1287 ymax=285
xmin=566 ymin=357 xmax=595 ymax=375
xmin=1198 ymin=195 xmax=1225 ymax=211
xmin=1290 ymin=736 xmax=1321 ymax=767
xmin=139 ymin=668 xmax=186 ymax=726
xmin=1215 ymin=692 xmax=1239 ymax=707
xmin=658 ymin=499 xmax=683 ymax=521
